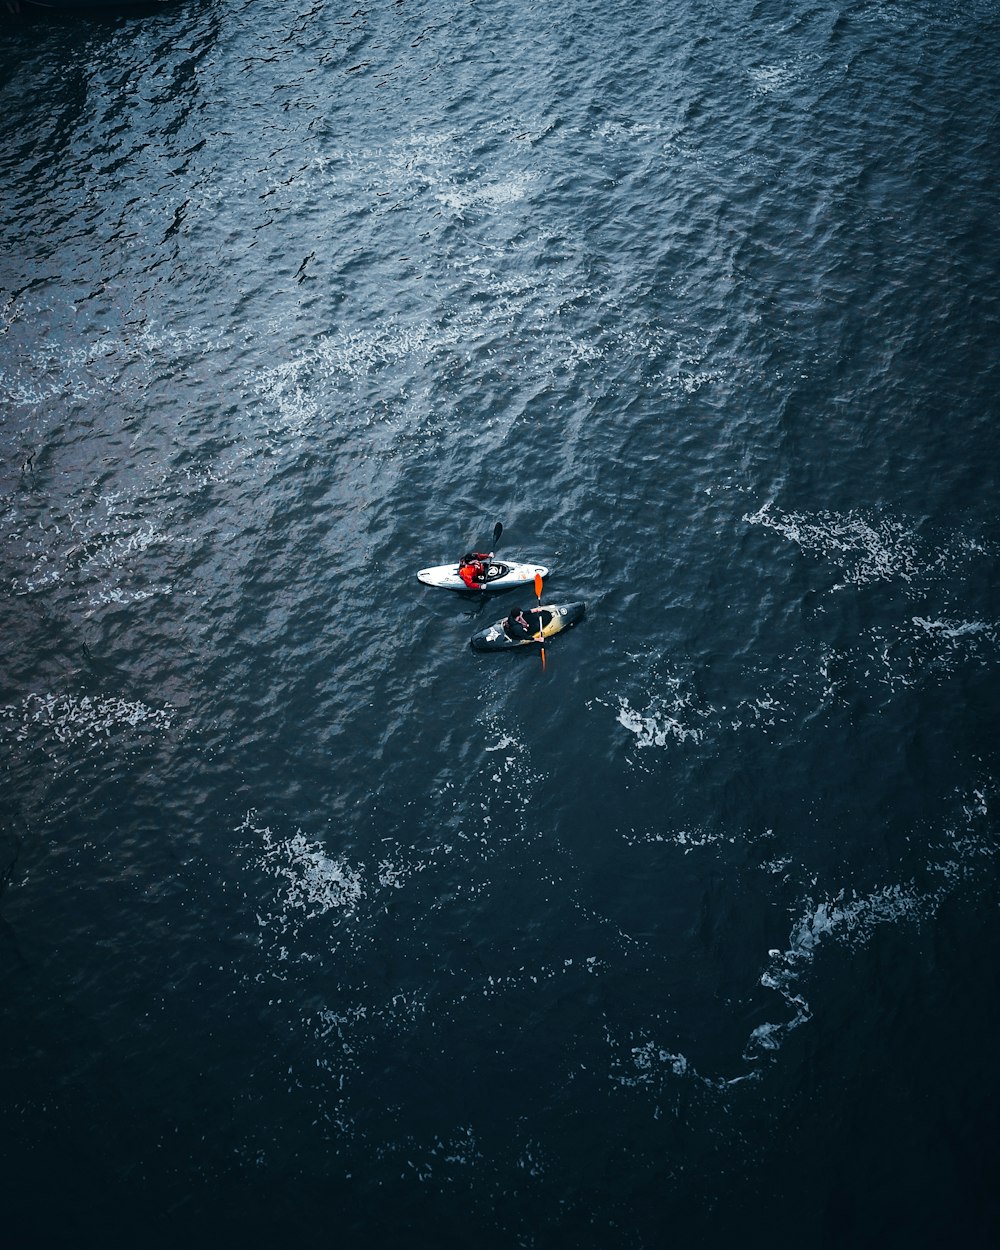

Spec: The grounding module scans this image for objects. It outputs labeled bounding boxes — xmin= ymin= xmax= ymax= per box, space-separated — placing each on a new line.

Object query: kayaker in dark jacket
xmin=503 ymin=606 xmax=551 ymax=640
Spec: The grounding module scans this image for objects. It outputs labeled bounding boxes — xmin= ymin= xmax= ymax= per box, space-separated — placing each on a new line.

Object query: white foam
xmin=623 ymin=825 xmax=736 ymax=852
xmin=516 ymin=1141 xmax=546 ymax=1178
xmin=377 ymin=858 xmax=419 ymax=890
xmin=745 ymin=880 xmax=942 ymax=1063
xmin=748 ymin=62 xmax=796 ymax=95
xmin=630 ymin=1041 xmax=690 ymax=1078
xmin=615 ymin=693 xmax=706 ymax=748
xmin=473 ymin=954 xmax=605 ymax=1000
xmin=0 ymin=692 xmax=173 ymax=745
xmin=468 ymin=714 xmax=546 ymax=824
xmin=434 ymin=172 xmax=536 ymax=218
xmin=604 ymin=1024 xmax=753 ymax=1093
xmin=790 ymin=884 xmax=931 ymax=954
xmin=12 ymin=488 xmax=191 ymax=604
xmin=610 ymin=786 xmax=997 ymax=1082
xmin=729 ymin=692 xmax=788 ymax=731
xmin=744 ymin=501 xmax=921 ymax=586
xmin=484 ymin=733 xmax=520 ymax=753
xmin=243 ymin=812 xmax=364 ymax=933
xmin=912 ymin=616 xmax=997 ymax=642
xmin=86 ymin=584 xmax=173 ymax=609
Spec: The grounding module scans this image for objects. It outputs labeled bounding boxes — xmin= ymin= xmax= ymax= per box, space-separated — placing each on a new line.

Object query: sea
xmin=1 ymin=1 xmax=999 ymax=1246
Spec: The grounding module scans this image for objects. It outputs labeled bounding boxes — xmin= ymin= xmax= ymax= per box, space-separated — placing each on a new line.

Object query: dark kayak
xmin=470 ymin=602 xmax=586 ymax=652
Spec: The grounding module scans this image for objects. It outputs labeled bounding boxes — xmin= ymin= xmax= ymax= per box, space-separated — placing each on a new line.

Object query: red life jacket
xmin=458 ymin=553 xmax=490 ymax=588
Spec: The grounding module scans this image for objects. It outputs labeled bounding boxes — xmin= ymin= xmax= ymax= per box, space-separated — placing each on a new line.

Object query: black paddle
xmin=483 ymin=522 xmax=503 ymax=579
xmin=464 ymin=522 xmax=503 ymax=561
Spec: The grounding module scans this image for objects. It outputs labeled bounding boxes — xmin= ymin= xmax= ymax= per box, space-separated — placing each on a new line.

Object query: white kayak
xmin=417 ymin=560 xmax=549 ymax=592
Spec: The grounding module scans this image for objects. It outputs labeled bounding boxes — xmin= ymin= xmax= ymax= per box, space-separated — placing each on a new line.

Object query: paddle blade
xmin=534 ymin=572 xmax=543 ymax=601
xmin=493 ymin=522 xmax=503 ymax=546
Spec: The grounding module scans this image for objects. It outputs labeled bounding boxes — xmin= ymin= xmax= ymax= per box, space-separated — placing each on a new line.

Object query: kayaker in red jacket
xmin=458 ymin=551 xmax=491 ymax=589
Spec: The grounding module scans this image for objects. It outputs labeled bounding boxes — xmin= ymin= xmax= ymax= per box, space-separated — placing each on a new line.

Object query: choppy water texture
xmin=2 ymin=1 xmax=999 ymax=1245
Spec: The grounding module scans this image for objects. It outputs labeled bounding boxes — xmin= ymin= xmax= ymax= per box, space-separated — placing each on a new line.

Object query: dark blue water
xmin=2 ymin=1 xmax=999 ymax=1245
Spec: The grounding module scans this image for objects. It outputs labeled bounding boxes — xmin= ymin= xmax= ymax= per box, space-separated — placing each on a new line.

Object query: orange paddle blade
xmin=534 ymin=572 xmax=543 ymax=600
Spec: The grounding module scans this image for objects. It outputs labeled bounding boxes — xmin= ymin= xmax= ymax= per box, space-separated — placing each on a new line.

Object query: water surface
xmin=2 ymin=1 xmax=999 ymax=1245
